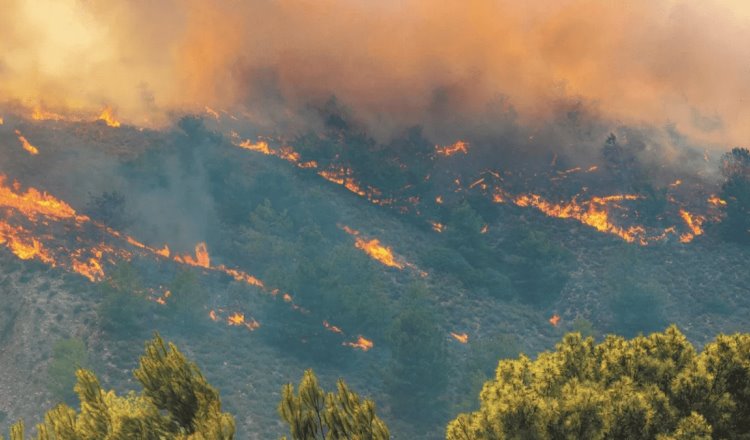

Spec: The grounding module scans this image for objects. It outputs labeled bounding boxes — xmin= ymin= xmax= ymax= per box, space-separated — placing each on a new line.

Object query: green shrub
xmin=47 ymin=338 xmax=88 ymax=404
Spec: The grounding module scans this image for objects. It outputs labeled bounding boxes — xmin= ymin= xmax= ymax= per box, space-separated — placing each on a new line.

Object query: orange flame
xmin=549 ymin=314 xmax=561 ymax=327
xmin=341 ymin=225 xmax=404 ymax=269
xmin=343 ymin=335 xmax=373 ymax=351
xmin=678 ymin=209 xmax=705 ymax=243
xmin=174 ymin=242 xmax=210 ymax=268
xmin=430 ymin=221 xmax=445 ymax=233
xmin=450 ymin=332 xmax=469 ymax=343
xmin=14 ymin=130 xmax=39 ymax=155
xmin=323 ymin=320 xmax=343 ymax=334
xmin=512 ymin=193 xmax=646 ymax=243
xmin=97 ymin=106 xmax=121 ymax=127
xmin=435 ymin=141 xmax=469 ymax=157
xmin=708 ymin=195 xmax=727 ymax=206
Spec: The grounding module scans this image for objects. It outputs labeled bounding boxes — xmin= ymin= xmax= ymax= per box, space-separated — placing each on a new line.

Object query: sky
xmin=2 ymin=0 xmax=750 ymax=146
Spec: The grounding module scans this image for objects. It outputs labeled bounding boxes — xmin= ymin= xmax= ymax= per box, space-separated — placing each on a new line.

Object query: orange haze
xmin=2 ymin=0 xmax=750 ymax=144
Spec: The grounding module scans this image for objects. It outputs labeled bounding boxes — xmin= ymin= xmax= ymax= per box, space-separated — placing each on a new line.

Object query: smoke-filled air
xmin=2 ymin=1 xmax=750 ymax=439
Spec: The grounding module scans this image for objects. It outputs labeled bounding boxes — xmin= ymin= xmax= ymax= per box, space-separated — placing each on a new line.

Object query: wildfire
xmin=435 ymin=141 xmax=469 ymax=157
xmin=341 ymin=225 xmax=404 ymax=269
xmin=450 ymin=332 xmax=469 ymax=343
xmin=14 ymin=130 xmax=39 ymax=155
xmin=30 ymin=106 xmax=66 ymax=121
xmin=174 ymin=242 xmax=210 ymax=268
xmin=431 ymin=221 xmax=445 ymax=233
xmin=512 ymin=193 xmax=646 ymax=243
xmin=97 ymin=106 xmax=121 ymax=127
xmin=549 ymin=314 xmax=561 ymax=327
xmin=343 ymin=335 xmax=374 ymax=351
xmin=226 ymin=312 xmax=260 ymax=330
xmin=708 ymin=195 xmax=727 ymax=206
xmin=323 ymin=320 xmax=343 ymax=334
xmin=678 ymin=209 xmax=705 ymax=243
xmin=238 ymin=139 xmax=273 ymax=155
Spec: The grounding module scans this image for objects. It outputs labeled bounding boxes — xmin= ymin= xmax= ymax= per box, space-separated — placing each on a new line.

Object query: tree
xmin=719 ymin=147 xmax=750 ymax=244
xmin=385 ymin=285 xmax=449 ymax=422
xmin=446 ymin=326 xmax=750 ymax=440
xmin=47 ymin=338 xmax=89 ymax=404
xmin=278 ymin=369 xmax=389 ymax=440
xmin=2 ymin=334 xmax=234 ymax=440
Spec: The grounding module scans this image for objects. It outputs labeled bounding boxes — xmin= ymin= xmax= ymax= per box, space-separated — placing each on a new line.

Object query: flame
xmin=343 ymin=335 xmax=373 ymax=351
xmin=97 ymin=106 xmax=121 ymax=127
xmin=0 ymin=117 xmax=4 ymax=125
xmin=238 ymin=139 xmax=273 ymax=155
xmin=14 ymin=130 xmax=39 ymax=155
xmin=435 ymin=141 xmax=469 ymax=157
xmin=480 ymin=224 xmax=489 ymax=234
xmin=435 ymin=195 xmax=443 ymax=204
xmin=31 ymin=106 xmax=66 ymax=121
xmin=209 ymin=310 xmax=219 ymax=321
xmin=669 ymin=179 xmax=683 ymax=188
xmin=549 ymin=314 xmax=561 ymax=327
xmin=431 ymin=221 xmax=445 ymax=233
xmin=678 ymin=209 xmax=705 ymax=243
xmin=205 ymin=106 xmax=221 ymax=120
xmin=174 ymin=242 xmax=210 ymax=268
xmin=450 ymin=332 xmax=469 ymax=343
xmin=323 ymin=320 xmax=343 ymax=334
xmin=708 ymin=195 xmax=727 ymax=206
xmin=341 ymin=225 xmax=404 ymax=269
xmin=512 ymin=193 xmax=647 ymax=243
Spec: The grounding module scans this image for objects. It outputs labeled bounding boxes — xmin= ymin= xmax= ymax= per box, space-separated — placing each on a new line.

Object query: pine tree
xmin=2 ymin=334 xmax=234 ymax=440
xmin=278 ymin=369 xmax=389 ymax=440
xmin=447 ymin=326 xmax=750 ymax=439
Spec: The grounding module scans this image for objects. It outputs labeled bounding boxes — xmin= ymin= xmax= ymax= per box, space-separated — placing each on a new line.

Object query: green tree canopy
xmin=3 ymin=334 xmax=234 ymax=440
xmin=447 ymin=326 xmax=750 ymax=440
xmin=278 ymin=369 xmax=389 ymax=440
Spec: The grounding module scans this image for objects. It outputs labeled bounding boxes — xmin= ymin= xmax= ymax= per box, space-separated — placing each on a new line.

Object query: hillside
xmin=0 ymin=114 xmax=748 ymax=439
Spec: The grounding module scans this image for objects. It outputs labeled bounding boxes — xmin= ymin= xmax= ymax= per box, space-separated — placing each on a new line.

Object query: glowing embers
xmin=97 ymin=106 xmax=121 ymax=127
xmin=14 ymin=130 xmax=39 ymax=155
xmin=435 ymin=140 xmax=469 ymax=157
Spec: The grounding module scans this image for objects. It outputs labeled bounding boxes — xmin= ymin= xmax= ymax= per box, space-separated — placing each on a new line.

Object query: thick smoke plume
xmin=2 ymin=0 xmax=750 ymax=145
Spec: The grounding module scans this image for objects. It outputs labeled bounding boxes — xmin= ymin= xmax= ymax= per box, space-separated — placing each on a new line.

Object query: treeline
xmin=7 ymin=326 xmax=750 ymax=439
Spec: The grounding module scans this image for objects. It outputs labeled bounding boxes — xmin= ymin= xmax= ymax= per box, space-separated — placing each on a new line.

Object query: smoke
xmin=2 ymin=0 xmax=750 ymax=146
